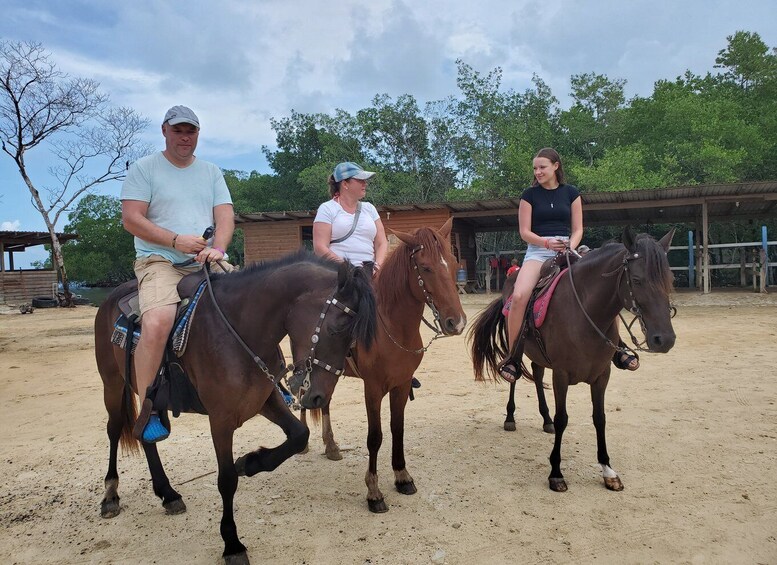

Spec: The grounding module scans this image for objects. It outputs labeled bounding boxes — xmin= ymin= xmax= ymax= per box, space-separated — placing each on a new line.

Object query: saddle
xmin=111 ymin=269 xmax=211 ymax=419
xmin=504 ymin=251 xmax=580 ymax=372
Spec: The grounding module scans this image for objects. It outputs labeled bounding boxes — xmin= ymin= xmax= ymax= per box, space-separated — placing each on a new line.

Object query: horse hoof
xmin=368 ymin=498 xmax=389 ymax=513
xmin=224 ymin=551 xmax=250 ymax=565
xmin=549 ymin=478 xmax=568 ymax=492
xmin=235 ymin=455 xmax=247 ymax=476
xmin=604 ymin=476 xmax=624 ymax=491
xmin=543 ymin=423 xmax=555 ymax=434
xmin=300 ymin=443 xmax=310 ymax=455
xmin=100 ymin=499 xmax=120 ymax=519
xmin=164 ymin=498 xmax=187 ymax=515
xmin=325 ymin=448 xmax=342 ymax=461
xmin=504 ymin=421 xmax=516 ymax=432
xmin=395 ymin=480 xmax=417 ymax=496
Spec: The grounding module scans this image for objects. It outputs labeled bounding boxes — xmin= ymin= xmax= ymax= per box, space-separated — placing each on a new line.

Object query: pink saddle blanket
xmin=502 ymin=268 xmax=569 ymax=329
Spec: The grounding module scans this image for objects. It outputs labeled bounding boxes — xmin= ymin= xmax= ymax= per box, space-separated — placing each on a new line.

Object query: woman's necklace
xmin=337 ymin=195 xmax=359 ymax=214
xmin=546 ymin=186 xmax=559 ymax=208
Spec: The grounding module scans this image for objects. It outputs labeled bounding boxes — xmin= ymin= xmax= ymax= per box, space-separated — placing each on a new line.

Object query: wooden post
xmin=486 ymin=261 xmax=492 ymax=294
xmin=760 ymin=248 xmax=768 ymax=293
xmin=752 ymin=250 xmax=758 ymax=290
xmin=740 ymin=248 xmax=746 ymax=287
xmin=702 ymin=201 xmax=710 ymax=294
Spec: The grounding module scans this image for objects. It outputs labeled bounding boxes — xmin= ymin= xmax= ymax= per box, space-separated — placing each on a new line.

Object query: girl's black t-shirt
xmin=520 ymin=184 xmax=580 ymax=237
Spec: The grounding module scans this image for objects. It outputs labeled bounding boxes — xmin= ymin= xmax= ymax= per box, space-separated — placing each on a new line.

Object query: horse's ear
xmin=438 ymin=217 xmax=453 ymax=239
xmin=658 ymin=228 xmax=676 ymax=252
xmin=622 ymin=225 xmax=636 ymax=251
xmin=390 ymin=228 xmax=418 ymax=248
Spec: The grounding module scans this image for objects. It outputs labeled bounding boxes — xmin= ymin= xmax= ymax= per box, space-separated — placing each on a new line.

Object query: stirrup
xmin=142 ymin=414 xmax=170 ymax=443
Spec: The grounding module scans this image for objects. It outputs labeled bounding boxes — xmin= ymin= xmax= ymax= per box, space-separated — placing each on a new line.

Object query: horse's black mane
xmin=209 ymin=249 xmax=377 ymax=348
xmin=582 ymin=233 xmax=673 ymax=295
xmin=210 ymin=249 xmax=339 ymax=285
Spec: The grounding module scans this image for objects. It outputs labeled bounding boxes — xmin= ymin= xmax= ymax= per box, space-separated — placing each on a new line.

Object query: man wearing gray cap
xmin=120 ymin=105 xmax=234 ymax=443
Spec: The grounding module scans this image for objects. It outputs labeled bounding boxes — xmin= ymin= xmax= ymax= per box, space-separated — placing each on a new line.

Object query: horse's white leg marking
xmin=601 ymin=463 xmax=618 ymax=478
xmin=365 ymin=471 xmax=383 ymax=500
xmin=394 ymin=468 xmax=413 ymax=484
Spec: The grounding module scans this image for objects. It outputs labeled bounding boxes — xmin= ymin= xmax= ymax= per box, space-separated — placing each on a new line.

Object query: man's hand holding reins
xmin=196 ymin=246 xmax=226 ymax=264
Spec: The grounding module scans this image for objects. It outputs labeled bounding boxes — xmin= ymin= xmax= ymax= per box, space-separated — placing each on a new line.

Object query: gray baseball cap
xmin=163 ymin=105 xmax=200 ymax=128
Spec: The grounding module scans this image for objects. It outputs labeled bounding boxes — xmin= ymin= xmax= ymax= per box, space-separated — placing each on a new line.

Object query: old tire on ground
xmin=31 ymin=296 xmax=58 ymax=308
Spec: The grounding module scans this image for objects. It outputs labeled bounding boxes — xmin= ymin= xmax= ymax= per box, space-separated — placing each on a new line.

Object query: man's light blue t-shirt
xmin=120 ymin=152 xmax=232 ymax=263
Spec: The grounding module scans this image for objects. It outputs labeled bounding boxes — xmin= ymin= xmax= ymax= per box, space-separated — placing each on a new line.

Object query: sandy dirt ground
xmin=1 ymin=290 xmax=776 ymax=565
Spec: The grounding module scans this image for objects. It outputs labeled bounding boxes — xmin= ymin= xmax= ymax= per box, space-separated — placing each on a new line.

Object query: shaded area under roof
xmin=236 ymin=181 xmax=777 ymax=230
xmin=0 ymin=231 xmax=78 ymax=252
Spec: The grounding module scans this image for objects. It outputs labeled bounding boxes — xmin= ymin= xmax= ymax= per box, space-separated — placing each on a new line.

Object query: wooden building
xmin=237 ymin=181 xmax=777 ymax=293
xmin=0 ymin=231 xmax=77 ymax=305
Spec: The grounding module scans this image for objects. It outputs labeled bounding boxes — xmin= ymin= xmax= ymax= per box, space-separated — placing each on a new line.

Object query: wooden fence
xmin=0 ymin=270 xmax=57 ymax=305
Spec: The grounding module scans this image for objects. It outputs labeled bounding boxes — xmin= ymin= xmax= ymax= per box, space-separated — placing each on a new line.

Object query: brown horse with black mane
xmin=469 ymin=227 xmax=676 ymax=492
xmin=292 ymin=218 xmax=467 ymax=512
xmin=94 ymin=252 xmax=376 ymax=565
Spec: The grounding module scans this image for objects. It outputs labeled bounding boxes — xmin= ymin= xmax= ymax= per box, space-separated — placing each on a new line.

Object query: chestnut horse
xmin=95 ymin=253 xmax=376 ymax=565
xmin=469 ymin=227 xmax=676 ymax=492
xmin=291 ymin=218 xmax=467 ymax=512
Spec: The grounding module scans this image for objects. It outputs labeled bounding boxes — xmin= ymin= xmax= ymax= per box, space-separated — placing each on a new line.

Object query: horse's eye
xmin=421 ymin=266 xmax=433 ymax=273
xmin=632 ymin=278 xmax=643 ymax=286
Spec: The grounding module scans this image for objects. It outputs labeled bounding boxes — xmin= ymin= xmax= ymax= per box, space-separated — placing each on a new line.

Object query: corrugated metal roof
xmin=0 ymin=231 xmax=78 ymax=252
xmin=236 ymin=181 xmax=777 ymax=228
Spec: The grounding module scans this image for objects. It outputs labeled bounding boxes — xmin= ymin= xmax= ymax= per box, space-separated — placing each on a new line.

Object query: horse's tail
xmin=119 ymin=378 xmax=140 ymax=455
xmin=95 ymin=293 xmax=140 ymax=456
xmin=307 ymin=408 xmax=322 ymax=426
xmin=468 ymin=296 xmax=509 ymax=382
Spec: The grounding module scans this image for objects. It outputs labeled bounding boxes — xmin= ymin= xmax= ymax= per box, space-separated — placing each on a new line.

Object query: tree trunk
xmin=50 ymin=233 xmax=74 ymax=307
xmin=22 ymin=170 xmax=74 ymax=307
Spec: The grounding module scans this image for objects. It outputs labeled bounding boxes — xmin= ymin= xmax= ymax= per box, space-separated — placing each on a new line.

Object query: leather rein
xmin=378 ymin=243 xmax=450 ymax=355
xmin=201 ymin=263 xmax=356 ymax=391
xmin=564 ymin=247 xmax=669 ymax=356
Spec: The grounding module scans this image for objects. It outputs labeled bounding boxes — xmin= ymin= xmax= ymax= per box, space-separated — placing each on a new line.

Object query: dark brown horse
xmin=292 ymin=218 xmax=467 ymax=512
xmin=95 ymin=252 xmax=376 ymax=565
xmin=469 ymin=227 xmax=676 ymax=492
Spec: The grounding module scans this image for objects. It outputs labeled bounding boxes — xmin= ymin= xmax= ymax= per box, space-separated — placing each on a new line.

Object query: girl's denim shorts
xmin=523 ymin=236 xmax=569 ymax=263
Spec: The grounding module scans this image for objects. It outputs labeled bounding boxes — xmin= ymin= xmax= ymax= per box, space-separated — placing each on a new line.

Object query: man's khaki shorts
xmin=134 ymin=255 xmax=234 ymax=317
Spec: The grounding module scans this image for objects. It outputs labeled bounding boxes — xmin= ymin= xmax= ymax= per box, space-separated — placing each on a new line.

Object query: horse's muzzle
xmin=648 ymin=331 xmax=676 ymax=353
xmin=443 ymin=314 xmax=467 ymax=336
xmin=301 ymin=391 xmax=328 ymax=410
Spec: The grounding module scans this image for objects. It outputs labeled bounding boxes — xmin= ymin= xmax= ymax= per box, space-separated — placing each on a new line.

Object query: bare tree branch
xmin=0 ymin=40 xmax=150 ymax=305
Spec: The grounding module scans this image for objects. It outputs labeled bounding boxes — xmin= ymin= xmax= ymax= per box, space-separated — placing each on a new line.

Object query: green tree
xmin=62 ymin=194 xmax=135 ymax=285
xmin=559 ymin=73 xmax=626 ymax=167
xmin=715 ymin=30 xmax=777 ymax=91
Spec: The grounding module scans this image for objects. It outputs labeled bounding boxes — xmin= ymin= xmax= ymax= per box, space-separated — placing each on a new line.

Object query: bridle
xmin=565 ymin=246 xmax=672 ymax=356
xmin=288 ymin=292 xmax=356 ymax=397
xmin=201 ymin=264 xmax=356 ymax=393
xmin=378 ymin=243 xmax=449 ymax=354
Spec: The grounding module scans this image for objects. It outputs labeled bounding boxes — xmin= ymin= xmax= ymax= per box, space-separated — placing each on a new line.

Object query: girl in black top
xmin=500 ymin=148 xmax=583 ymax=382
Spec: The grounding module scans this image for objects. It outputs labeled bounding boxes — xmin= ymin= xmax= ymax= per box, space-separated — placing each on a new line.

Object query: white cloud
xmin=0 ymin=0 xmax=775 ymax=178
xmin=1 ymin=220 xmax=22 ymax=231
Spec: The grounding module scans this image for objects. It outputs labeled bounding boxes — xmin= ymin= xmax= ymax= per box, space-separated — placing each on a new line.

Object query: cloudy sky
xmin=1 ymin=0 xmax=776 ymax=266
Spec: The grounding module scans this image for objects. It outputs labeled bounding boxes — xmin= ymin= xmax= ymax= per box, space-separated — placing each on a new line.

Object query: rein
xmin=201 ymin=263 xmax=355 ymax=389
xmin=378 ymin=243 xmax=449 ymax=355
xmin=564 ymin=249 xmax=644 ymax=357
